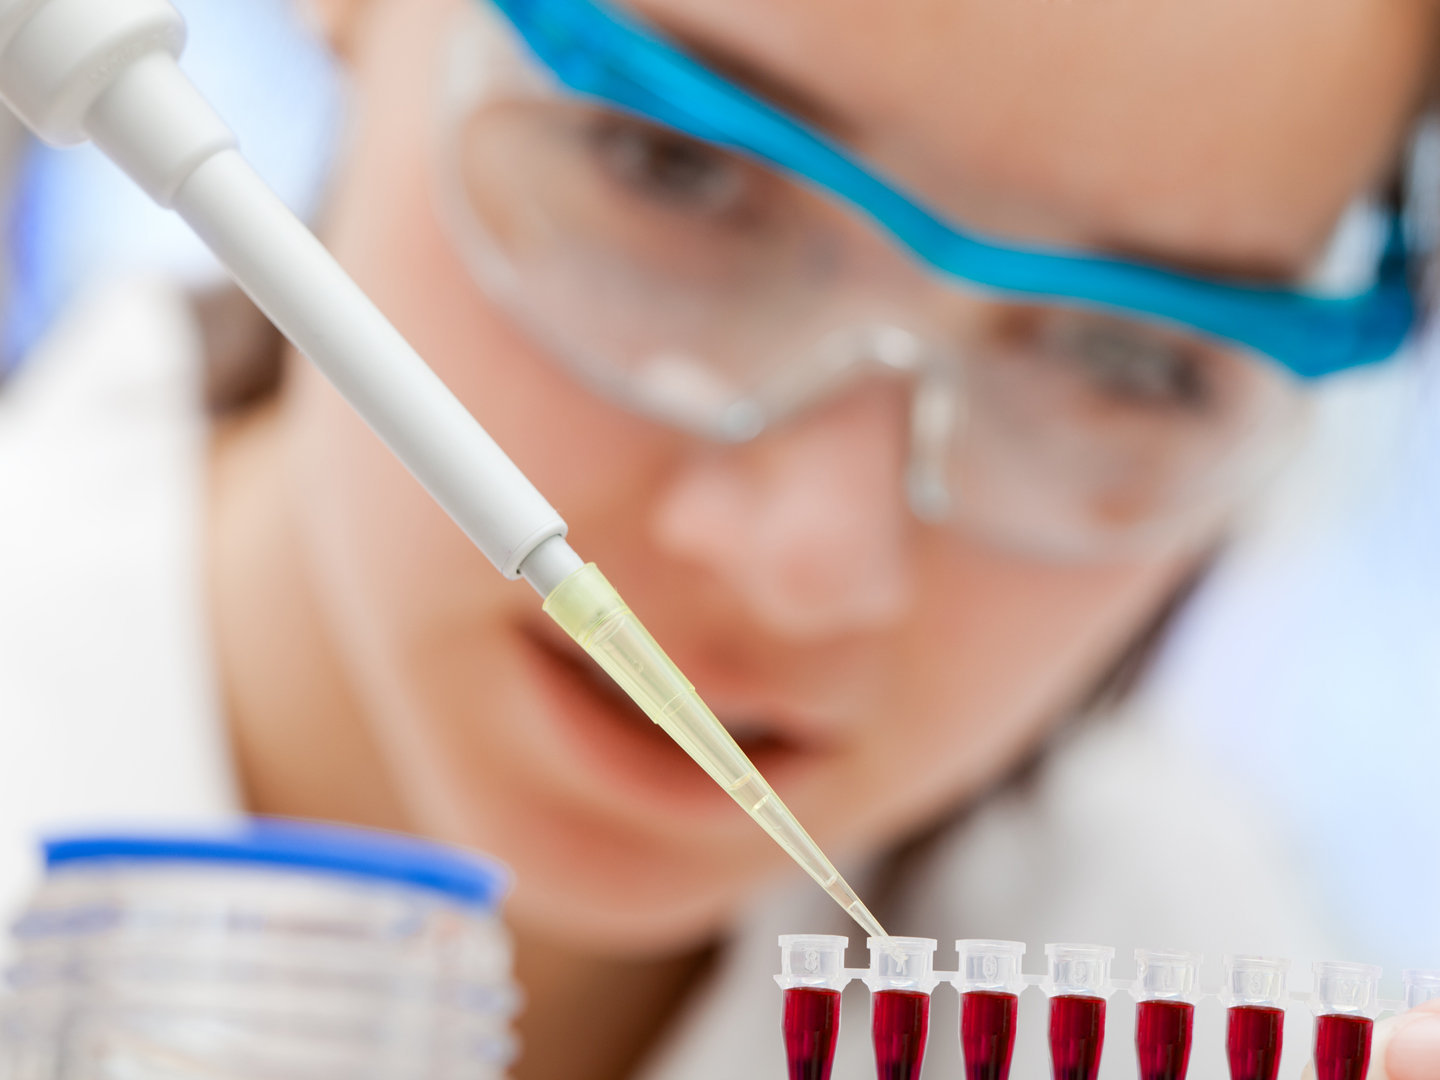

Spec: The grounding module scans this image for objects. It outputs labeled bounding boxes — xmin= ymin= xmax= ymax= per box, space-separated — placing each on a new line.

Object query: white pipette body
xmin=0 ymin=0 xmax=577 ymax=591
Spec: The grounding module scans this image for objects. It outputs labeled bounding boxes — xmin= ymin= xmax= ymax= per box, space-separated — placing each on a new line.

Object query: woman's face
xmin=286 ymin=0 xmax=1434 ymax=951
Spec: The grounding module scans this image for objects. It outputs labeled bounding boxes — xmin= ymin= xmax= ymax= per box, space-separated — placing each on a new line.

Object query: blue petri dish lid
xmin=43 ymin=817 xmax=510 ymax=912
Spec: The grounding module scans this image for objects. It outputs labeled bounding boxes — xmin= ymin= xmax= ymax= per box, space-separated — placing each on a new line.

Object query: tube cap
xmin=1133 ymin=948 xmax=1204 ymax=1003
xmin=866 ymin=936 xmax=939 ymax=994
xmin=1310 ymin=960 xmax=1383 ymax=1018
xmin=954 ymin=939 xmax=1026 ymax=996
xmin=1403 ymin=969 xmax=1440 ymax=1010
xmin=1043 ymin=942 xmax=1115 ymax=999
xmin=777 ymin=934 xmax=850 ymax=992
xmin=1221 ymin=955 xmax=1290 ymax=1009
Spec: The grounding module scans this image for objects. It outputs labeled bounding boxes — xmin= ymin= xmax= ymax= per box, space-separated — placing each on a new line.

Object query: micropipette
xmin=0 ymin=0 xmax=887 ymax=942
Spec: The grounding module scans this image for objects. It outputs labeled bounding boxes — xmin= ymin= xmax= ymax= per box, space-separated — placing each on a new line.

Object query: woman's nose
xmin=649 ymin=384 xmax=915 ymax=639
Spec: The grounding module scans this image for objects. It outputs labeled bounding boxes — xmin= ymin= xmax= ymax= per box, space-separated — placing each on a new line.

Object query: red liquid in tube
xmin=1313 ymin=1014 xmax=1373 ymax=1080
xmin=960 ymin=990 xmax=1019 ymax=1080
xmin=1226 ymin=1005 xmax=1285 ymax=1080
xmin=783 ymin=987 xmax=843 ymax=1080
xmin=1134 ymin=999 xmax=1195 ymax=1080
xmin=872 ymin=989 xmax=931 ymax=1080
xmin=1048 ymin=994 xmax=1106 ymax=1080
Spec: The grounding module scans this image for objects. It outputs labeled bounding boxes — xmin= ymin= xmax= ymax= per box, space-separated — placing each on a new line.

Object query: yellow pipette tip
xmin=544 ymin=563 xmax=889 ymax=944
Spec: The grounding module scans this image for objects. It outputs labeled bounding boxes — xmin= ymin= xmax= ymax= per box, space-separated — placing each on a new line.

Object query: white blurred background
xmin=1148 ymin=353 xmax=1440 ymax=981
xmin=0 ymin=0 xmax=343 ymax=367
xmin=1 ymin=0 xmax=1435 ymax=997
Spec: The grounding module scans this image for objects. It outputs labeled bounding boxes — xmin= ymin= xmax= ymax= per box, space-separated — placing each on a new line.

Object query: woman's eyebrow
xmin=643 ymin=15 xmax=859 ymax=140
xmin=1102 ymin=239 xmax=1304 ymax=285
xmin=632 ymin=10 xmax=1312 ymax=287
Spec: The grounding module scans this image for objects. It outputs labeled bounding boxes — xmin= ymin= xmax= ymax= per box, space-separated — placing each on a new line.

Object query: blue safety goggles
xmin=484 ymin=0 xmax=1415 ymax=381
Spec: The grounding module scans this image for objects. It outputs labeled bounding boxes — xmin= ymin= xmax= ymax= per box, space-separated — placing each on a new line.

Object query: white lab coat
xmin=0 ymin=278 xmax=1345 ymax=1079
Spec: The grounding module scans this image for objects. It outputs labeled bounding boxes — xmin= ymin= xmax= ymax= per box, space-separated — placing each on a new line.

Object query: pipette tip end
xmin=847 ymin=898 xmax=889 ymax=942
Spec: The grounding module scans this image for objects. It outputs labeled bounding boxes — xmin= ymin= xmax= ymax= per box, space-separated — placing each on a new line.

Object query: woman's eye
xmin=588 ymin=119 xmax=746 ymax=215
xmin=1029 ymin=312 xmax=1215 ymax=410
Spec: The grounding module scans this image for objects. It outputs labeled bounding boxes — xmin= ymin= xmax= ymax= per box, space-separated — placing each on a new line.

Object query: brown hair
xmin=195 ymin=284 xmax=285 ymax=417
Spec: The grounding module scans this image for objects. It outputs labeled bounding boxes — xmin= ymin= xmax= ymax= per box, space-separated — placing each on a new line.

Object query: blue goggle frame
xmin=487 ymin=0 xmax=1415 ymax=380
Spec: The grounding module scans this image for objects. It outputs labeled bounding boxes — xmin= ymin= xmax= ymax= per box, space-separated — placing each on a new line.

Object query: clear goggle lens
xmin=437 ymin=11 xmax=1306 ymax=558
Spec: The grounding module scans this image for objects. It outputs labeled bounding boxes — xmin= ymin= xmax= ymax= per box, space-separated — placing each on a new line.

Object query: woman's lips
xmin=515 ymin=621 xmax=818 ymax=818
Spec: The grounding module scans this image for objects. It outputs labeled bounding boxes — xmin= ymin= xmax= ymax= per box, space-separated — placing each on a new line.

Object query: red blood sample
xmin=1226 ymin=1005 xmax=1285 ymax=1080
xmin=1048 ymin=994 xmax=1106 ymax=1080
xmin=872 ymin=989 xmax=931 ymax=1080
xmin=960 ymin=990 xmax=1018 ymax=1080
xmin=1135 ymin=999 xmax=1195 ymax=1080
xmin=1313 ymin=1014 xmax=1373 ymax=1080
xmin=783 ymin=987 xmax=843 ymax=1080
